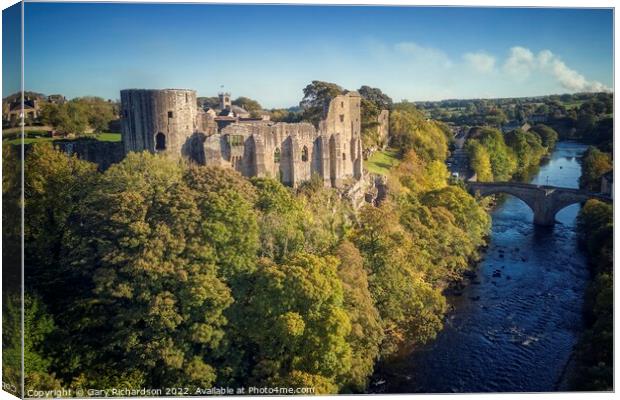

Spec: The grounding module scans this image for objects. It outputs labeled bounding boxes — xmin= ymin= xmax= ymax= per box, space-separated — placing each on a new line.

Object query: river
xmin=374 ymin=141 xmax=590 ymax=393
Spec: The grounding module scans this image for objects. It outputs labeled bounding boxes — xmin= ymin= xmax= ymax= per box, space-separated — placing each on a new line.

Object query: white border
xmin=0 ymin=2 xmax=616 ymax=400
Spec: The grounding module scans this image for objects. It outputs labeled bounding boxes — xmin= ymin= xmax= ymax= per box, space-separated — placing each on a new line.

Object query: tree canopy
xmin=300 ymin=81 xmax=344 ymax=126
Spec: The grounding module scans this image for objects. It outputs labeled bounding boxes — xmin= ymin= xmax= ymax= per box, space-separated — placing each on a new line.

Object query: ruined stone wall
xmin=120 ymin=89 xmax=197 ymax=156
xmin=377 ymin=109 xmax=389 ymax=148
xmin=25 ymin=139 xmax=125 ymax=170
xmin=319 ymin=92 xmax=363 ymax=186
xmin=219 ymin=122 xmax=320 ymax=186
xmin=119 ymin=88 xmax=364 ymax=189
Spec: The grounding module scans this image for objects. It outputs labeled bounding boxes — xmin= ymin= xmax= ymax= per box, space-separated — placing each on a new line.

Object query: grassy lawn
xmin=96 ymin=132 xmax=122 ymax=142
xmin=364 ymin=148 xmax=401 ymax=175
xmin=2 ymin=132 xmax=121 ymax=145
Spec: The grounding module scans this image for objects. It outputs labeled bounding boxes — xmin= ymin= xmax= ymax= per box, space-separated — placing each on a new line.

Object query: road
xmin=447 ymin=128 xmax=471 ymax=180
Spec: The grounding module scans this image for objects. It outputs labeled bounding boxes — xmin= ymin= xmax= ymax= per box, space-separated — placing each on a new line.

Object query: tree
xmin=40 ymin=101 xmax=89 ymax=136
xmin=469 ymin=127 xmax=517 ymax=181
xmin=579 ymin=147 xmax=612 ymax=191
xmin=358 ymin=86 xmax=392 ymax=110
xmin=529 ymin=124 xmax=559 ymax=149
xmin=74 ymin=97 xmax=116 ymax=133
xmin=3 ymin=294 xmax=62 ymax=394
xmin=184 ymin=165 xmax=259 ymax=283
xmin=59 ymin=152 xmax=233 ymax=388
xmin=300 ymin=81 xmax=344 ymax=126
xmin=233 ymin=254 xmax=352 ymax=391
xmin=504 ymin=129 xmax=546 ymax=176
xmin=334 ymin=241 xmax=383 ymax=392
xmin=484 ymin=108 xmax=507 ymax=127
xmin=572 ymin=199 xmax=613 ymax=390
xmin=269 ymin=108 xmax=302 ymax=123
xmin=351 ymin=204 xmax=446 ymax=354
xmin=251 ymin=178 xmax=307 ymax=262
xmin=421 ymin=186 xmax=491 ymax=250
xmin=466 ymin=141 xmax=493 ymax=182
xmin=2 ymin=144 xmax=21 ymax=291
xmin=197 ymin=96 xmax=220 ymax=110
xmin=389 ymin=103 xmax=449 ymax=162
xmin=24 ymin=143 xmax=99 ymax=304
xmin=232 ymin=97 xmax=262 ymax=113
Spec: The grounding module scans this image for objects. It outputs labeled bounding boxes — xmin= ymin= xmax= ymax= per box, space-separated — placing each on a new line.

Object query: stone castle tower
xmin=120 ymin=89 xmax=198 ymax=156
xmin=120 ymin=88 xmax=363 ymax=188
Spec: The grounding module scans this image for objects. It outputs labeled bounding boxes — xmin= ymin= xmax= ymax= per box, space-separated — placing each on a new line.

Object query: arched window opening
xmin=301 ymin=146 xmax=309 ymax=162
xmin=155 ymin=132 xmax=166 ymax=151
xmin=274 ymin=148 xmax=281 ymax=163
xmin=342 ymin=152 xmax=346 ymax=161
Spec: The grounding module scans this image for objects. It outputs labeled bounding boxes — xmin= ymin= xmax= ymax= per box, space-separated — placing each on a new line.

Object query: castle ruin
xmin=120 ymin=88 xmax=363 ymax=188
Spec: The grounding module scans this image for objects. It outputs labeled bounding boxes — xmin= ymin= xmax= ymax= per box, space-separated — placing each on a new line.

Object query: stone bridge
xmin=467 ymin=182 xmax=612 ymax=226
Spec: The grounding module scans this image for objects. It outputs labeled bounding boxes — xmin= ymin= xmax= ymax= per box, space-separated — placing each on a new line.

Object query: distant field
xmin=365 ymin=148 xmax=400 ymax=175
xmin=561 ymin=101 xmax=585 ymax=110
xmin=2 ymin=132 xmax=121 ymax=145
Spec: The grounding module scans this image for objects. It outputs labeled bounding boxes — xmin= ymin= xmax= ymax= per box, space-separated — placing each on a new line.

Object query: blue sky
xmin=13 ymin=3 xmax=615 ymax=107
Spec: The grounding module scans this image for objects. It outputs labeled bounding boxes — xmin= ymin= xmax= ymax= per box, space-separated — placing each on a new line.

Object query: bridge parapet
xmin=466 ymin=181 xmax=611 ymax=226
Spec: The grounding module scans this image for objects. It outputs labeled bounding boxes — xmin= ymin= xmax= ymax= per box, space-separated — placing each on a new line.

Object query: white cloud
xmin=503 ymin=46 xmax=536 ymax=78
xmin=394 ymin=41 xmax=452 ymax=68
xmin=502 ymin=46 xmax=610 ymax=92
xmin=463 ymin=51 xmax=496 ymax=73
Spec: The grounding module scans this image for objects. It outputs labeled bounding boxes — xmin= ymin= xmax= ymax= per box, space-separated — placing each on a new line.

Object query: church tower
xmin=219 ymin=92 xmax=231 ymax=110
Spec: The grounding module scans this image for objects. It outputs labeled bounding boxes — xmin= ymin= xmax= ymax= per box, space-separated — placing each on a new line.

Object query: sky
xmin=6 ymin=3 xmax=615 ymax=108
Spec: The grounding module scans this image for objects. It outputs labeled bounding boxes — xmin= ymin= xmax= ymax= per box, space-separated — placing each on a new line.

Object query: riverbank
xmin=372 ymin=142 xmax=591 ymax=393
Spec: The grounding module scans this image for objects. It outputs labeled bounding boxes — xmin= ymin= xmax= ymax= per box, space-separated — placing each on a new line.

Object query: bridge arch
xmin=469 ymin=185 xmax=539 ymax=217
xmin=467 ymin=182 xmax=609 ymax=226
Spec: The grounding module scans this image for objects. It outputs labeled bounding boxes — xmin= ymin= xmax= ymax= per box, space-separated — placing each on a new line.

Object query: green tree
xmin=529 ymin=124 xmax=559 ymax=150
xmin=232 ymin=96 xmax=262 ymax=113
xmin=334 ymin=241 xmax=383 ymax=392
xmin=504 ymin=129 xmax=546 ymax=176
xmin=184 ymin=165 xmax=259 ymax=282
xmin=579 ymin=147 xmax=612 ymax=191
xmin=466 ymin=140 xmax=493 ymax=182
xmin=235 ymin=254 xmax=352 ymax=391
xmin=24 ymin=143 xmax=99 ymax=304
xmin=358 ymin=86 xmax=392 ymax=110
xmin=360 ymin=98 xmax=382 ymax=148
xmin=74 ymin=97 xmax=117 ymax=133
xmin=40 ymin=101 xmax=90 ymax=136
xmin=3 ymin=294 xmax=62 ymax=394
xmin=572 ymin=200 xmax=613 ymax=390
xmin=421 ymin=186 xmax=490 ymax=249
xmin=351 ymin=204 xmax=446 ymax=354
xmin=389 ymin=103 xmax=449 ymax=162
xmin=300 ymin=81 xmax=344 ymax=126
xmin=251 ymin=178 xmax=307 ymax=262
xmin=469 ymin=127 xmax=517 ymax=181
xmin=59 ymin=152 xmax=233 ymax=388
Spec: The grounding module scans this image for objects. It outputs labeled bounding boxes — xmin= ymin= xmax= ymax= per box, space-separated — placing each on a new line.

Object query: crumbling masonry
xmin=120 ymin=88 xmax=364 ymax=187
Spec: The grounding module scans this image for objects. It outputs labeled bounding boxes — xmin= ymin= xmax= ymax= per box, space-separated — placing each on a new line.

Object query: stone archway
xmin=155 ymin=132 xmax=166 ymax=151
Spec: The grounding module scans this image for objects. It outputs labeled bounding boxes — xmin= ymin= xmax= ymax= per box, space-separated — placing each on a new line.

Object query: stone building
xmin=5 ymin=97 xmax=40 ymax=126
xmin=120 ymin=88 xmax=363 ymax=188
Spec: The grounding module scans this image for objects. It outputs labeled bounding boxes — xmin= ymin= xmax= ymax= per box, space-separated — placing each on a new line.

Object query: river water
xmin=375 ymin=141 xmax=590 ymax=393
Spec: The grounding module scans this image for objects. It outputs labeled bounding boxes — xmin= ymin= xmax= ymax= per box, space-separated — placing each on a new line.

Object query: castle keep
xmin=120 ymin=88 xmax=363 ymax=187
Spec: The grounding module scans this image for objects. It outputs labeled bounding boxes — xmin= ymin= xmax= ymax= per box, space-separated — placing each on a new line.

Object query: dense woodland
xmin=2 ymin=85 xmax=492 ymax=394
xmin=570 ymin=107 xmax=613 ymax=391
xmin=572 ymin=199 xmax=613 ymax=390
